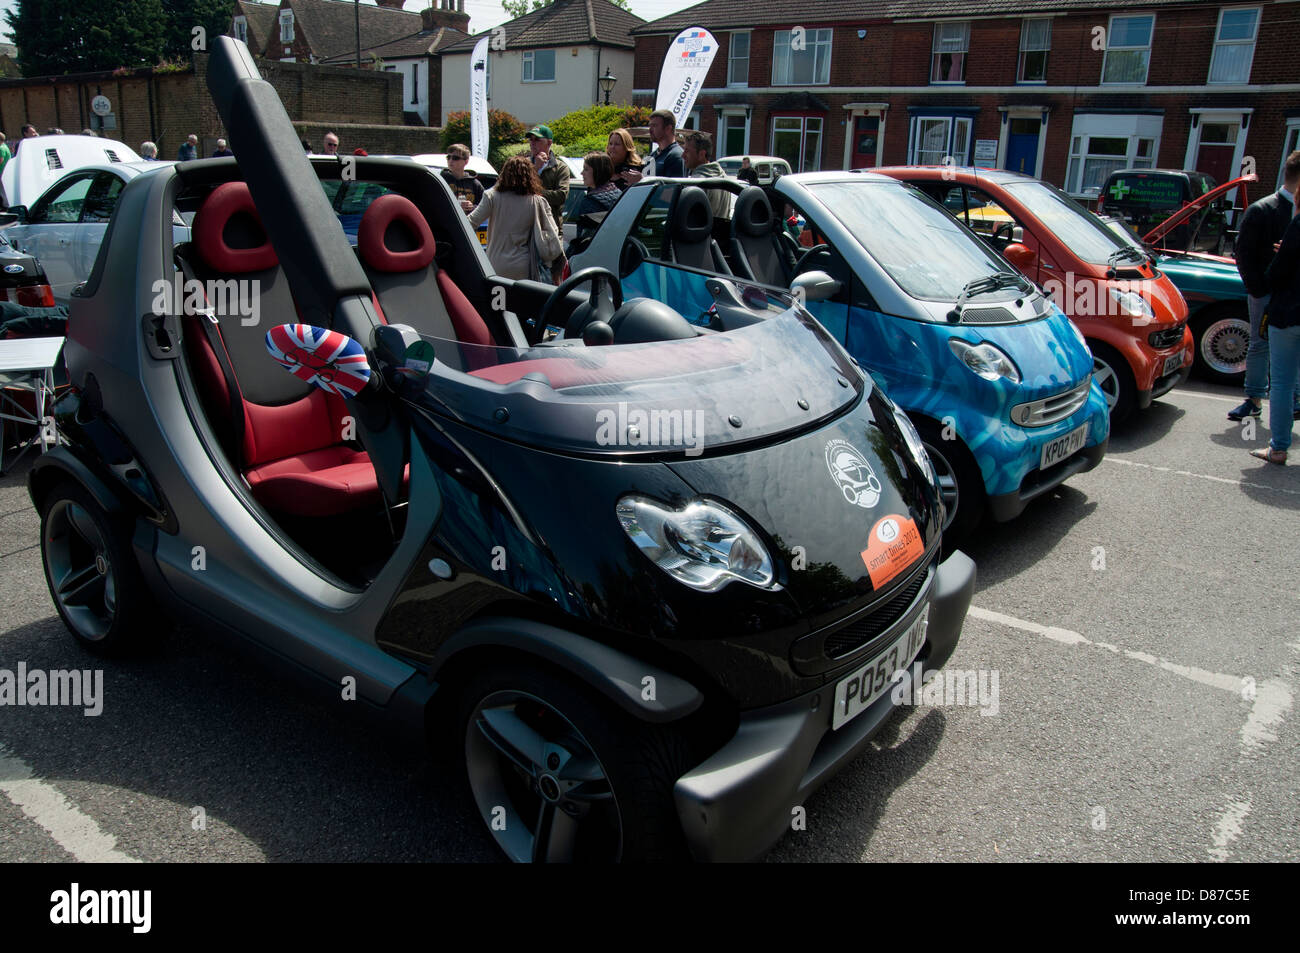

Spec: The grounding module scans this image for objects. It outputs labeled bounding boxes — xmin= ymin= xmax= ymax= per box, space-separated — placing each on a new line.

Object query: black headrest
xmin=670 ymin=186 xmax=714 ymax=244
xmin=733 ymin=186 xmax=775 ymax=239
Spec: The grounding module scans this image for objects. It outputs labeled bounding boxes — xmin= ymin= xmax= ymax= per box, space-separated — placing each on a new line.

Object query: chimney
xmin=422 ymin=1 xmax=470 ymax=33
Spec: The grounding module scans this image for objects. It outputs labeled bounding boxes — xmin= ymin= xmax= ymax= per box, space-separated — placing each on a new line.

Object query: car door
xmin=73 ymin=172 xmax=126 ymax=282
xmin=9 ymin=171 xmax=97 ymax=302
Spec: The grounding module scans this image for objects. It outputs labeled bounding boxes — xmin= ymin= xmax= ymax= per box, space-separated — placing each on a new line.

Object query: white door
xmin=9 ymin=172 xmax=97 ymax=303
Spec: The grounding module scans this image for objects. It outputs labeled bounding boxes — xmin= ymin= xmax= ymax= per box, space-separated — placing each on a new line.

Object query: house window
xmin=728 ymin=31 xmax=749 ymax=86
xmin=411 ymin=62 xmax=419 ymax=104
xmin=1018 ymin=18 xmax=1051 ymax=83
xmin=721 ymin=113 xmax=749 ymax=156
xmin=1280 ymin=121 xmax=1300 ymax=190
xmin=771 ymin=115 xmax=823 ymax=172
xmin=1101 ymin=14 xmax=1154 ymax=84
xmin=930 ymin=21 xmax=969 ymax=83
xmin=1065 ymin=114 xmax=1162 ymax=196
xmin=1209 ymin=7 xmax=1259 ymax=84
xmin=523 ymin=49 xmax=555 ymax=82
xmin=908 ymin=115 xmax=973 ymax=166
xmin=772 ymin=29 xmax=832 ymax=86
xmin=279 ymin=10 xmax=294 ymax=44
xmin=233 ymin=16 xmax=248 ymax=43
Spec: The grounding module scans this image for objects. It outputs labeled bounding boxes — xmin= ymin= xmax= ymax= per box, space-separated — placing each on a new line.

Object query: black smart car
xmin=30 ymin=38 xmax=974 ymax=862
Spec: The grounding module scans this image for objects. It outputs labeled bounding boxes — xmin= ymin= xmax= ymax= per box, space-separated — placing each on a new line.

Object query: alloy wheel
xmin=1092 ymin=357 xmax=1120 ymax=413
xmin=1200 ymin=317 xmax=1250 ymax=377
xmin=43 ymin=500 xmax=118 ymax=641
xmin=921 ymin=441 xmax=959 ymax=533
xmin=465 ymin=690 xmax=623 ymax=862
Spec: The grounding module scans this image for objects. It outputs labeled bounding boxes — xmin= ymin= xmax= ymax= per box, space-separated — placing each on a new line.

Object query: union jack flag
xmin=265 ymin=324 xmax=371 ymax=398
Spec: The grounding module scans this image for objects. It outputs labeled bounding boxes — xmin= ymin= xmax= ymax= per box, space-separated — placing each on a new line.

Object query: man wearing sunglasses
xmin=442 ymin=143 xmax=484 ymax=213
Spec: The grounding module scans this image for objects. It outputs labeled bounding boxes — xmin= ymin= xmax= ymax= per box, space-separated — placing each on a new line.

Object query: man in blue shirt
xmin=177 ymin=134 xmax=198 ymax=161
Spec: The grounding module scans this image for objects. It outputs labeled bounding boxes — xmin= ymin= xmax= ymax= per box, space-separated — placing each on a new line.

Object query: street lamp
xmin=599 ymin=66 xmax=616 ymax=106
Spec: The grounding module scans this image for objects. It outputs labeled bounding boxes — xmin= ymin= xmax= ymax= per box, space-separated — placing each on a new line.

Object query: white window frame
xmin=771 ymin=28 xmax=832 ymax=86
xmin=522 ymin=49 xmax=556 ymax=83
xmin=279 ymin=10 xmax=294 ymax=44
xmin=1065 ymin=113 xmax=1163 ymax=197
xmin=1208 ymin=6 xmax=1260 ymax=85
xmin=233 ymin=15 xmax=248 ymax=44
xmin=930 ymin=21 xmax=969 ymax=84
xmin=1182 ymin=108 xmax=1251 ymax=193
xmin=1101 ymin=14 xmax=1154 ymax=85
xmin=770 ymin=114 xmax=824 ymax=172
xmin=1017 ymin=18 xmax=1051 ymax=84
xmin=907 ymin=115 xmax=973 ymax=166
xmin=1280 ymin=120 xmax=1300 ymax=190
xmin=727 ymin=30 xmax=750 ymax=87
xmin=718 ymin=107 xmax=751 ymax=157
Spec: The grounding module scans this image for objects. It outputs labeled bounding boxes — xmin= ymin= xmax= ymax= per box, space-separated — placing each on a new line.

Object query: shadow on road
xmin=962 ymin=484 xmax=1098 ymax=591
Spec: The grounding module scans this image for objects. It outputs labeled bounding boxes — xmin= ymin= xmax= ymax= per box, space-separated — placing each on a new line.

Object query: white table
xmin=0 ymin=336 xmax=64 ymax=474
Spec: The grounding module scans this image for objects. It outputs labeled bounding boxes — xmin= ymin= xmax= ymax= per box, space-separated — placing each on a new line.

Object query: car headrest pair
xmin=193 ymin=181 xmax=435 ymax=275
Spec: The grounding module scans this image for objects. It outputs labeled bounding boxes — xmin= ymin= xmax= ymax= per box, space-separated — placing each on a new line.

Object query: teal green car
xmin=1103 ymin=218 xmax=1248 ymax=385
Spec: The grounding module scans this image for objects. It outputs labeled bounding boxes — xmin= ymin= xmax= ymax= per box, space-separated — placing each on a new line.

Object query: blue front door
xmin=1005 ymin=118 xmax=1040 ymax=176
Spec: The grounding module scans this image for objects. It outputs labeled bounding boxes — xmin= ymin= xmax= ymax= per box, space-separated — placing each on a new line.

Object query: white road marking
xmin=1173 ymin=390 xmax=1239 ymax=404
xmin=1104 ymin=456 xmax=1300 ymax=496
xmin=0 ymin=742 xmax=138 ymax=863
xmin=966 ymin=606 xmax=1292 ymax=862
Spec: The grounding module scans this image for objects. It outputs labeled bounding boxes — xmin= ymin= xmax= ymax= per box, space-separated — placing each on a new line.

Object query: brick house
xmin=631 ymin=0 xmax=1300 ymax=198
xmin=230 ymin=0 xmax=470 ymax=125
xmin=441 ymin=0 xmax=644 ymax=128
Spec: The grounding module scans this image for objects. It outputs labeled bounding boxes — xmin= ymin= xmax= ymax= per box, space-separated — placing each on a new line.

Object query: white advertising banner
xmin=470 ymin=36 xmax=490 ymax=160
xmin=654 ymin=26 xmax=719 ymax=131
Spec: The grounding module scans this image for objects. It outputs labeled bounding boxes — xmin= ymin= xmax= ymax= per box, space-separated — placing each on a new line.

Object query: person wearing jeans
xmin=1252 ymin=190 xmax=1300 ymax=464
xmin=1231 ymin=151 xmax=1300 ymax=421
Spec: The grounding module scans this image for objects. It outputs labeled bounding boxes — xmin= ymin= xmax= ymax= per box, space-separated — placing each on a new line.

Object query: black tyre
xmin=1089 ymin=341 xmax=1137 ymax=423
xmin=39 ymin=481 xmax=154 ymax=656
xmin=1190 ymin=306 xmax=1249 ymax=386
xmin=457 ymin=662 xmax=696 ymax=863
xmin=914 ymin=419 xmax=985 ymax=552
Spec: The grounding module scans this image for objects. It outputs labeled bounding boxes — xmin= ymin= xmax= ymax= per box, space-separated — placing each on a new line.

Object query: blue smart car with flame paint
xmin=572 ymin=170 xmax=1109 ymax=544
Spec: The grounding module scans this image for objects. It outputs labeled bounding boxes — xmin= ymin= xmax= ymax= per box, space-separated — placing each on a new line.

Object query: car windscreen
xmin=409 ymin=305 xmax=861 ymax=456
xmin=805 ymin=180 xmax=1010 ymax=302
xmin=1002 ymin=180 xmax=1129 ymax=266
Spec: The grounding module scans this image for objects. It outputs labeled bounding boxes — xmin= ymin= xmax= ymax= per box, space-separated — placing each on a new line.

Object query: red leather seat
xmin=183 ymin=181 xmax=391 ymax=517
xmin=357 ymin=193 xmax=495 ymax=370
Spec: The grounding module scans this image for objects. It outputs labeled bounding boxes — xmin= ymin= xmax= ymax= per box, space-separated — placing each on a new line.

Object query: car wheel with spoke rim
xmin=39 ymin=481 xmax=153 ymax=655
xmin=914 ymin=420 xmax=984 ymax=552
xmin=457 ymin=663 xmax=696 ymax=863
xmin=1191 ymin=308 xmax=1249 ymax=386
xmin=1089 ymin=341 xmax=1135 ymax=423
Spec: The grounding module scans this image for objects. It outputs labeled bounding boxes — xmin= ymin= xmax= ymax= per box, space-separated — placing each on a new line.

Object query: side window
xmin=789 ymin=204 xmax=876 ymax=312
xmin=81 ymin=173 xmax=125 ymax=224
xmin=30 ymin=174 xmax=95 ymax=224
xmin=631 ymin=183 xmax=676 ymax=258
xmin=965 ymin=188 xmax=1020 ymax=247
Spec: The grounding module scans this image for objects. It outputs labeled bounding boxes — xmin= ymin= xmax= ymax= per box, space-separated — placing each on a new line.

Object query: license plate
xmin=1040 ymin=421 xmax=1089 ymax=470
xmin=833 ymin=606 xmax=929 ymax=730
xmin=1162 ymin=351 xmax=1184 ymax=376
xmin=476 ymin=226 xmax=488 ymax=247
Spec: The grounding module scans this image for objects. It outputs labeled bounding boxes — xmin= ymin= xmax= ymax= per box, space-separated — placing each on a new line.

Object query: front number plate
xmin=1040 ymin=421 xmax=1089 ymax=470
xmin=1162 ymin=351 xmax=1184 ymax=376
xmin=833 ymin=606 xmax=930 ymax=730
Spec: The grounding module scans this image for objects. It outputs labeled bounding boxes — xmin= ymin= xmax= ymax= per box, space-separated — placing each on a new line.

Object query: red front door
xmin=851 ymin=116 xmax=879 ymax=169
xmin=1195 ymin=121 xmax=1238 ymax=185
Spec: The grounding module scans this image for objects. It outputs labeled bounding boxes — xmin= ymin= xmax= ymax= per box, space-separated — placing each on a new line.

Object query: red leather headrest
xmin=194 ymin=182 xmax=278 ymax=274
xmin=358 ymin=194 xmax=436 ymax=273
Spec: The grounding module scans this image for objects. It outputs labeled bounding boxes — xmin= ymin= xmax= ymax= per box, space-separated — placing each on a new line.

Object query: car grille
xmin=1010 ymin=375 xmax=1093 ymax=427
xmin=823 ymin=565 xmax=931 ymax=659
xmin=1148 ymin=323 xmax=1185 ymax=349
xmin=961 ymin=306 xmax=1017 ymax=324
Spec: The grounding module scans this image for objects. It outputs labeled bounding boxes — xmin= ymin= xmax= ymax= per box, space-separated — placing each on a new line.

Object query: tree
xmin=501 ymin=0 xmax=630 ymax=19
xmin=160 ymin=0 xmax=234 ymax=61
xmin=5 ymin=0 xmax=167 ymax=76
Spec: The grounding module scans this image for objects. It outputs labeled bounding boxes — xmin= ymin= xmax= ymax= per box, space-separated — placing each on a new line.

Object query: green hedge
xmin=545 ymin=104 xmax=652 ymax=150
xmin=440 ymin=108 xmax=527 ymax=168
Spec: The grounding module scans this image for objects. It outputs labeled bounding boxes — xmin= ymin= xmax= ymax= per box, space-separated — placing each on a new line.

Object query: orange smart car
xmin=877 ymin=167 xmax=1192 ymax=422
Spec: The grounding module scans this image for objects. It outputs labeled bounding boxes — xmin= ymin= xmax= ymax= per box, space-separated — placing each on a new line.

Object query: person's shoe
xmin=1293 ymin=405 xmax=1300 ymax=421
xmin=1250 ymin=446 xmax=1287 ymax=465
xmin=1227 ymin=399 xmax=1262 ymax=421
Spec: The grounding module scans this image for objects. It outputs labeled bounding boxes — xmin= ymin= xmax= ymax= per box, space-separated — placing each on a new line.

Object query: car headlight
xmin=893 ymin=408 xmax=936 ymax=486
xmin=948 ymin=339 xmax=1021 ymax=384
xmin=1109 ymin=288 xmax=1154 ymax=322
xmin=616 ymin=496 xmax=777 ymax=592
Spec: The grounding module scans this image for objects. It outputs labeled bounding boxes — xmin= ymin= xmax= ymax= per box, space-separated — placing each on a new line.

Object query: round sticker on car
xmin=825 ymin=438 xmax=881 ymax=508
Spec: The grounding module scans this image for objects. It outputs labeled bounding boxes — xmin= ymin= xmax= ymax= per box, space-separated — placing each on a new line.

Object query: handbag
xmin=532 ymin=196 xmax=563 ymax=266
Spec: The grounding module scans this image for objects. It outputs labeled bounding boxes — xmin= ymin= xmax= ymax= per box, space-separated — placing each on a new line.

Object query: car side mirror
xmin=265 ymin=324 xmax=372 ymax=398
xmin=0 ymin=207 xmax=25 ymax=226
xmin=791 ymin=270 xmax=841 ymax=304
xmin=1002 ymin=243 xmax=1037 ymax=273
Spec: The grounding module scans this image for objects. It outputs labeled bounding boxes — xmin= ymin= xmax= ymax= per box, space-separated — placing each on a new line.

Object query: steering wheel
xmin=991 ymin=223 xmax=1015 ymax=245
xmin=532 ymin=266 xmax=624 ymax=344
xmin=794 ymin=243 xmax=830 ymax=274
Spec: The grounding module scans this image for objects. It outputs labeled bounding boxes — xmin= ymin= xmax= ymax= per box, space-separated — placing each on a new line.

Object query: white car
xmin=6 ymin=161 xmax=186 ymax=304
xmin=717 ymin=155 xmax=792 ymax=186
xmin=1 ymin=134 xmax=141 ymax=208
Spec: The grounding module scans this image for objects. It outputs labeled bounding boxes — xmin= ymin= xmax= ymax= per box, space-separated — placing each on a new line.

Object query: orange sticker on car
xmin=860 ymin=514 xmax=925 ymax=589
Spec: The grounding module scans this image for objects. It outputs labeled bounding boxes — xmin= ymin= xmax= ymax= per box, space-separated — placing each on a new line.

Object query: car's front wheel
xmin=457 ymin=663 xmax=696 ymax=863
xmin=1089 ymin=342 xmax=1137 ymax=422
xmin=915 ymin=420 xmax=985 ymax=551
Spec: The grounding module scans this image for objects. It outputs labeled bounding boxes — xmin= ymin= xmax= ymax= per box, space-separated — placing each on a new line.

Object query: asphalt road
xmin=1 ymin=377 xmax=1296 ymax=863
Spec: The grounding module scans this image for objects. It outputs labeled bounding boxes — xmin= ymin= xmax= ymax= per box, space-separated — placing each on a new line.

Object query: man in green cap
xmin=527 ymin=124 xmax=570 ymax=234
